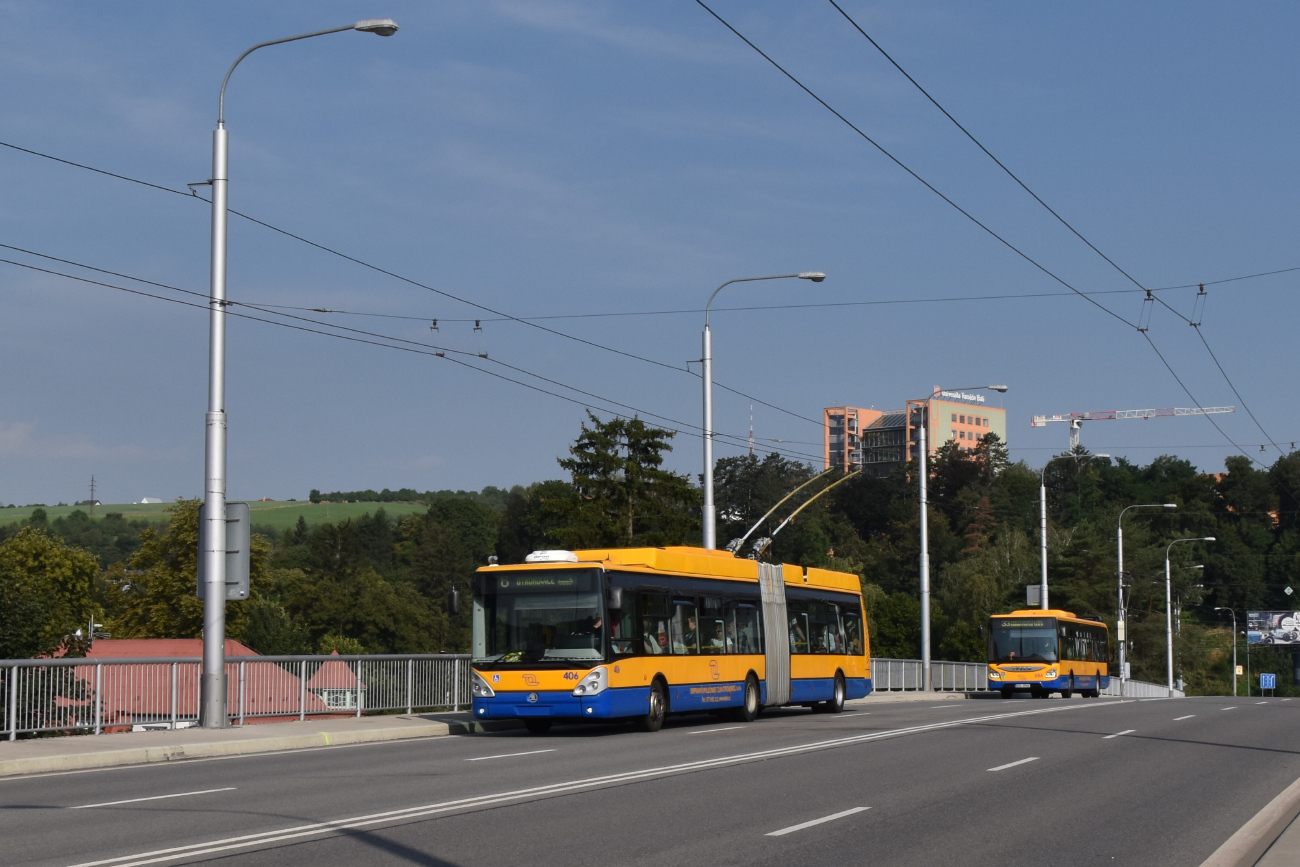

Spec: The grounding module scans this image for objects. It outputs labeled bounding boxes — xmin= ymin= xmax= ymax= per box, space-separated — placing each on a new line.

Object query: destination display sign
xmin=996 ymin=619 xmax=1050 ymax=628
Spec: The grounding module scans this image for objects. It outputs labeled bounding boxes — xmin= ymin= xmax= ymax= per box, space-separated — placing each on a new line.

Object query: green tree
xmin=105 ymin=501 xmax=268 ymax=641
xmin=0 ymin=527 xmax=100 ymax=657
xmin=554 ymin=412 xmax=700 ymax=547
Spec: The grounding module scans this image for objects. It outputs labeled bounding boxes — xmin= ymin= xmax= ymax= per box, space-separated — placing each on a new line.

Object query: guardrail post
xmin=238 ymin=660 xmax=246 ymax=726
xmin=355 ymin=660 xmax=363 ymax=718
xmin=299 ymin=659 xmax=307 ymax=722
xmin=8 ymin=664 xmax=17 ymax=741
xmin=406 ymin=658 xmax=413 ymax=715
xmin=171 ymin=662 xmax=178 ymax=729
xmin=453 ymin=658 xmax=461 ymax=710
xmin=93 ymin=663 xmax=103 ymax=735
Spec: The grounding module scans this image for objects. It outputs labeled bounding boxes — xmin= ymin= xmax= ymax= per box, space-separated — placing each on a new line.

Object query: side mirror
xmin=607 ymin=586 xmax=624 ymax=611
xmin=448 ymin=585 xmax=460 ymax=616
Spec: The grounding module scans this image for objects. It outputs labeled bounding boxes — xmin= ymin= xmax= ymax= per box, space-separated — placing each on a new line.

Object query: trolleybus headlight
xmin=987 ymin=669 xmax=1002 ymax=679
xmin=572 ymin=666 xmax=609 ymax=697
xmin=1044 ymin=668 xmax=1058 ymax=679
xmin=471 ymin=671 xmax=495 ymax=698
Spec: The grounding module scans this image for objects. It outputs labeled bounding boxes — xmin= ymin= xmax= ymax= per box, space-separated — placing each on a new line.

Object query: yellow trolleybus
xmin=469 ymin=546 xmax=871 ymax=733
xmin=987 ymin=609 xmax=1110 ymax=699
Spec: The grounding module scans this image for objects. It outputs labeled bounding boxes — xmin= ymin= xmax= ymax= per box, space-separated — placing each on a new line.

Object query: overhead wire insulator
xmin=474 ymin=319 xmax=488 ymax=358
xmin=1137 ymin=289 xmax=1155 ymax=332
xmin=1190 ymin=284 xmax=1207 ymax=327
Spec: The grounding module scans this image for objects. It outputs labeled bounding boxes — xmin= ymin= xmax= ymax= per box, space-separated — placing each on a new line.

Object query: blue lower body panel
xmin=998 ymin=673 xmax=1107 ymax=693
xmin=848 ymin=677 xmax=872 ymax=699
xmin=791 ymin=677 xmax=835 ymax=703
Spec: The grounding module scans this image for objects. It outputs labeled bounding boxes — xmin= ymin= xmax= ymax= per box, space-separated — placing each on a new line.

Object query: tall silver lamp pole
xmin=199 ymin=18 xmax=399 ymax=728
xmin=1116 ymin=503 xmax=1175 ymax=698
xmin=701 ymin=272 xmax=824 ymax=550
xmin=914 ymin=384 xmax=1007 ymax=691
xmin=1164 ymin=536 xmax=1214 ymax=697
xmin=1214 ymin=607 xmax=1237 ymax=697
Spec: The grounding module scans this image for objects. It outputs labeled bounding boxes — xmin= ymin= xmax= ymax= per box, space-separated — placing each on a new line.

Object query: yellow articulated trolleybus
xmin=987 ymin=609 xmax=1110 ymax=699
xmin=469 ymin=546 xmax=871 ymax=733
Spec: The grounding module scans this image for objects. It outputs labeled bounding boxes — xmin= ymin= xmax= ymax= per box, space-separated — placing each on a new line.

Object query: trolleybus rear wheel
xmin=824 ymin=674 xmax=846 ymax=714
xmin=637 ymin=679 xmax=667 ymax=732
xmin=732 ymin=675 xmax=760 ymax=723
xmin=1061 ymin=678 xmax=1073 ymax=699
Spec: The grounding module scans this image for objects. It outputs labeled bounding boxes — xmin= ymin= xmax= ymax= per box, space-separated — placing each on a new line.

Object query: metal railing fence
xmin=870 ymin=658 xmax=988 ymax=691
xmin=2 ymin=654 xmax=470 ymax=740
xmin=1101 ymin=678 xmax=1184 ymax=698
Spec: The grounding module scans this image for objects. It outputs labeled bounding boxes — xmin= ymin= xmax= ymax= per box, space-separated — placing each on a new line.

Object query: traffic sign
xmin=1260 ymin=673 xmax=1277 ymax=690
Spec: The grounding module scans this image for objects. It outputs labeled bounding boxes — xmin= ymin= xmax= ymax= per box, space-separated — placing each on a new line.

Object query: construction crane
xmin=1031 ymin=406 xmax=1235 ymax=451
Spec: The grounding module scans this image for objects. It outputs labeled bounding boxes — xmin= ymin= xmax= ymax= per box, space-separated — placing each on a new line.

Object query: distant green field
xmin=0 ymin=500 xmax=429 ymax=531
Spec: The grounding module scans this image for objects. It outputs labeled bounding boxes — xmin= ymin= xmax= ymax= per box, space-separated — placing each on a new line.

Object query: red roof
xmin=305 ymin=651 xmax=365 ymax=690
xmin=85 ymin=638 xmax=258 ymax=659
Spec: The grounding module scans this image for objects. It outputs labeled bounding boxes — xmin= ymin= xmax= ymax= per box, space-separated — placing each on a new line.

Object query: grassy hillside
xmin=0 ymin=500 xmax=429 ymax=532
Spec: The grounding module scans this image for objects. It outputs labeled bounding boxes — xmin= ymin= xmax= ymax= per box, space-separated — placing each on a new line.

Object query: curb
xmin=0 ymin=718 xmax=522 ymax=778
xmin=1200 ymin=774 xmax=1300 ymax=867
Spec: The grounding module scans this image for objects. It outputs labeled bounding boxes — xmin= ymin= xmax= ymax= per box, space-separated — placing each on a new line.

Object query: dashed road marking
xmin=1173 ymin=714 xmax=1195 ymax=721
xmin=767 ymin=807 xmax=869 ymax=836
xmin=466 ymin=749 xmax=556 ymax=762
xmin=71 ymin=788 xmax=236 ymax=810
xmin=1103 ymin=730 xmax=1135 ymax=739
xmin=988 ymin=757 xmax=1039 ymax=772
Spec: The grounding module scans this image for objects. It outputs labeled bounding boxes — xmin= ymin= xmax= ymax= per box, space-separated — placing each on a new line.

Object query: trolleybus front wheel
xmin=637 ymin=679 xmax=667 ymax=732
xmin=1061 ymin=678 xmax=1074 ymax=699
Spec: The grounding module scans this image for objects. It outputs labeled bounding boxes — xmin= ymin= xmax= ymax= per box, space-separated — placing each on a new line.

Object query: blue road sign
xmin=1261 ymin=673 xmax=1277 ymax=690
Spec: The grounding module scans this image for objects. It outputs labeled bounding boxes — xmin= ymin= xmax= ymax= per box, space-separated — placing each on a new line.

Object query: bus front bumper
xmin=472 ymin=687 xmax=651 ymax=721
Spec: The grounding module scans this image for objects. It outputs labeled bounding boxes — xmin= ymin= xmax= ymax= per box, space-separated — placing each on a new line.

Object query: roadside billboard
xmin=1247 ymin=611 xmax=1300 ymax=645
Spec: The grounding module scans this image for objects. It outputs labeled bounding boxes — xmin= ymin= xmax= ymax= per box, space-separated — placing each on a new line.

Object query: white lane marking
xmin=1103 ymin=729 xmax=1135 ymax=739
xmin=931 ymin=705 xmax=961 ymax=709
xmin=1257 ymin=701 xmax=1268 ymax=705
xmin=1222 ymin=706 xmax=1238 ymax=711
xmin=70 ymin=788 xmax=236 ymax=810
xmin=465 ymin=749 xmax=555 ymax=762
xmin=71 ymin=702 xmax=1122 ymax=867
xmin=1174 ymin=714 xmax=1195 ymax=721
xmin=988 ymin=757 xmax=1039 ymax=772
xmin=766 ymin=806 xmax=869 ymax=837
xmin=688 ymin=726 xmax=744 ymax=735
xmin=1283 ymin=698 xmax=1292 ymax=702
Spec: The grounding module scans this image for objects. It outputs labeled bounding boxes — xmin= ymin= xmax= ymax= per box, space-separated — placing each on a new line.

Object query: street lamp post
xmin=701 ymin=272 xmax=824 ymax=550
xmin=199 ymin=18 xmax=399 ymax=729
xmin=1116 ymin=503 xmax=1175 ymax=697
xmin=914 ymin=384 xmax=1007 ymax=691
xmin=1164 ymin=536 xmax=1214 ymax=697
xmin=1215 ymin=606 xmax=1237 ymax=697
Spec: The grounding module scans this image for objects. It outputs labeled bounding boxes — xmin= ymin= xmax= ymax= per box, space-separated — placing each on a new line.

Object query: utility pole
xmin=89 ymin=475 xmax=96 ymax=517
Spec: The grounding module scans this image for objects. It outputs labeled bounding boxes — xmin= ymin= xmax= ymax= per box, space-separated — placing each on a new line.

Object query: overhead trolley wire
xmin=694 ymin=0 xmax=1137 ymax=331
xmin=0 ymin=138 xmax=824 ymax=431
xmin=824 ymin=2 xmax=1295 ymax=467
xmin=0 ymin=247 xmax=824 ymax=464
xmin=699 ymin=3 xmax=1287 ymax=475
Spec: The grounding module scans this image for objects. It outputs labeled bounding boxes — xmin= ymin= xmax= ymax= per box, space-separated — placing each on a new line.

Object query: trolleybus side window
xmin=610 ymin=593 xmax=640 ymax=657
xmin=728 ymin=602 xmax=762 ymax=654
xmin=788 ymin=600 xmax=810 ymax=654
xmin=670 ymin=600 xmax=700 ymax=655
xmin=807 ymin=601 xmax=844 ymax=654
xmin=640 ymin=592 xmax=671 ymax=655
xmin=701 ymin=597 xmax=728 ymax=654
xmin=843 ymin=607 xmax=864 ymax=656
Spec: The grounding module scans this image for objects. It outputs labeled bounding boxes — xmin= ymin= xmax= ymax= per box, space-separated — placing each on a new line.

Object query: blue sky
xmin=1 ymin=1 xmax=1296 ymax=505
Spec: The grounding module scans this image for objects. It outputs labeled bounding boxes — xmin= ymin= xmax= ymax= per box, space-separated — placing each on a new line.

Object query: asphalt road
xmin=3 ymin=695 xmax=1299 ymax=866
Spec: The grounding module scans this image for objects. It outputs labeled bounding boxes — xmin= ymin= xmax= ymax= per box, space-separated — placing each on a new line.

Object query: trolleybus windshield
xmin=989 ymin=617 xmax=1059 ymax=663
xmin=473 ymin=569 xmax=604 ymax=664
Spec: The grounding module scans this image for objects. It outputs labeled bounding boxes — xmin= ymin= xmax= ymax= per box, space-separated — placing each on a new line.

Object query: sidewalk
xmin=0 ymin=712 xmax=516 ymax=778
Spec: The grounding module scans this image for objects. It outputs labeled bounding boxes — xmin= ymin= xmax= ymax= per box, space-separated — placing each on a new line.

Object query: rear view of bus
xmin=987 ymin=610 xmax=1110 ymax=699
